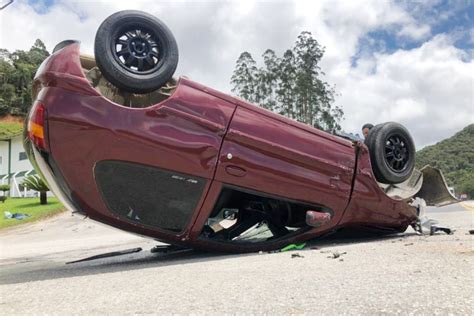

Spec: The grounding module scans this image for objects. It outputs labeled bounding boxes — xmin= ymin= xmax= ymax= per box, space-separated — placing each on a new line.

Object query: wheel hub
xmin=113 ymin=28 xmax=161 ymax=73
xmin=130 ymin=39 xmax=149 ymax=56
xmin=384 ymin=135 xmax=409 ymax=172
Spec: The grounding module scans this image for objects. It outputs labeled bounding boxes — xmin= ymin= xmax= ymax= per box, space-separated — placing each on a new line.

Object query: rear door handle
xmin=225 ymin=165 xmax=247 ymax=177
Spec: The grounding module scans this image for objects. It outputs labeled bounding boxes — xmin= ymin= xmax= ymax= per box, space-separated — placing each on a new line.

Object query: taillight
xmin=28 ymin=102 xmax=48 ymax=151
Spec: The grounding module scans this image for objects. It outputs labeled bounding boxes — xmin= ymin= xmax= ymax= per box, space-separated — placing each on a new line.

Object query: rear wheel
xmin=94 ymin=10 xmax=179 ymax=94
xmin=367 ymin=122 xmax=415 ymax=184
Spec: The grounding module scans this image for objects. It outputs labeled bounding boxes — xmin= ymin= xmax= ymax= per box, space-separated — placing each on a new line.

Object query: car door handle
xmin=225 ymin=165 xmax=247 ymax=177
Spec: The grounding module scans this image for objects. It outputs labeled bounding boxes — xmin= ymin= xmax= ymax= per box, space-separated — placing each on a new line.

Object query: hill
xmin=416 ymin=124 xmax=474 ymax=197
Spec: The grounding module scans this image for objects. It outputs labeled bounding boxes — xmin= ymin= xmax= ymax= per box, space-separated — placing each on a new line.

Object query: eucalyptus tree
xmin=230 ymin=31 xmax=343 ymax=132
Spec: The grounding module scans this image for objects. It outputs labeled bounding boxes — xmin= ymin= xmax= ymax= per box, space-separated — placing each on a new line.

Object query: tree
xmin=293 ymin=31 xmax=322 ymax=125
xmin=230 ymin=31 xmax=343 ymax=132
xmin=0 ymin=39 xmax=49 ymax=117
xmin=22 ymin=175 xmax=50 ymax=205
xmin=257 ymin=49 xmax=279 ymax=111
xmin=29 ymin=39 xmax=50 ymax=65
xmin=276 ymin=49 xmax=297 ymax=119
xmin=457 ymin=175 xmax=474 ymax=198
xmin=230 ymin=52 xmax=258 ymax=104
xmin=0 ymin=83 xmax=15 ymax=105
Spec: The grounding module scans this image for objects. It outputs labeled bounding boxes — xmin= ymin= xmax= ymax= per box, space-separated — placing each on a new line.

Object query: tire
xmin=94 ymin=10 xmax=179 ymax=94
xmin=364 ymin=123 xmax=382 ymax=148
xmin=367 ymin=122 xmax=415 ymax=184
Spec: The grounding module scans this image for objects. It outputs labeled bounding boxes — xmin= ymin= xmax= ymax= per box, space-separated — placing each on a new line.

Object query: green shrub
xmin=22 ymin=175 xmax=49 ymax=205
xmin=9 ymin=107 xmax=26 ymax=116
xmin=0 ymin=104 xmax=9 ymax=116
xmin=0 ymin=184 xmax=10 ymax=193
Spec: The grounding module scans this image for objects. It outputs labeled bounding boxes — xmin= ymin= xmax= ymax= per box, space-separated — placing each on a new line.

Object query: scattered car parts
xmin=430 ymin=226 xmax=454 ymax=235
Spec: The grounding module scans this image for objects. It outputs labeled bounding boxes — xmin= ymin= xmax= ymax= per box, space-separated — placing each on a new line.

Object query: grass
xmin=0 ymin=121 xmax=23 ymax=140
xmin=0 ymin=197 xmax=65 ymax=229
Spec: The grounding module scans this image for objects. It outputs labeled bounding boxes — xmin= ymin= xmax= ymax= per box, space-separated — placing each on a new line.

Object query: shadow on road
xmin=0 ymin=230 xmax=412 ymax=285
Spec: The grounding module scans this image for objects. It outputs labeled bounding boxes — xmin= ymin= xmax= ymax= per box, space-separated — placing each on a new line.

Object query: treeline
xmin=0 ymin=39 xmax=50 ymax=117
xmin=230 ymin=31 xmax=343 ymax=132
xmin=416 ymin=124 xmax=474 ymax=197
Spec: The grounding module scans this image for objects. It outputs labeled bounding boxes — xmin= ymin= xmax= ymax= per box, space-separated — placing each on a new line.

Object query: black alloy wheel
xmin=94 ymin=10 xmax=179 ymax=94
xmin=366 ymin=122 xmax=416 ymax=184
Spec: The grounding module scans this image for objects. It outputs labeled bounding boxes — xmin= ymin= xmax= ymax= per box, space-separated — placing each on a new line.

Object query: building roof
xmin=0 ymin=169 xmax=37 ymax=179
xmin=0 ymin=122 xmax=23 ymax=140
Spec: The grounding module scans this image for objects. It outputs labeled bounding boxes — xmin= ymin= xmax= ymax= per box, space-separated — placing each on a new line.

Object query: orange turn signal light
xmin=27 ymin=102 xmax=47 ymax=151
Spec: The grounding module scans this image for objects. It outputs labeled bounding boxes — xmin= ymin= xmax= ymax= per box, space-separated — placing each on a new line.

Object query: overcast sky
xmin=0 ymin=0 xmax=473 ymax=148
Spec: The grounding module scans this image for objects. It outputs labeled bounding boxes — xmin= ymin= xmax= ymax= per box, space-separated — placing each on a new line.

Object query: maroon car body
xmin=25 ymin=43 xmax=420 ymax=252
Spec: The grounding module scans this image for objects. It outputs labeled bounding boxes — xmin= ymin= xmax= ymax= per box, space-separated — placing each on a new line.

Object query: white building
xmin=0 ymin=128 xmax=37 ymax=197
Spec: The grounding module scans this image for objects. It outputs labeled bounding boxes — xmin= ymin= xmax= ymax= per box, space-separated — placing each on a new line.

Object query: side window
xmin=19 ymin=152 xmax=27 ymax=161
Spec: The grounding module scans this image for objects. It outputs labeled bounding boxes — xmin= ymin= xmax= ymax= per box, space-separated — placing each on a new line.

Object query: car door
xmin=214 ymin=105 xmax=356 ymax=223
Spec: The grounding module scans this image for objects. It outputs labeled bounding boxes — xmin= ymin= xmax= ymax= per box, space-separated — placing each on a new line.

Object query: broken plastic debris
xmin=430 ymin=226 xmax=454 ymax=235
xmin=328 ymin=251 xmax=347 ymax=259
xmin=281 ymin=243 xmax=306 ymax=252
xmin=415 ymin=216 xmax=438 ymax=234
xmin=150 ymin=244 xmax=189 ymax=254
xmin=412 ymin=216 xmax=453 ymax=236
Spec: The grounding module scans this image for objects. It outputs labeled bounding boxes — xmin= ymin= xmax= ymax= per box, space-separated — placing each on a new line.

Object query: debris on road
xmin=66 ymin=247 xmax=142 ymax=264
xmin=281 ymin=243 xmax=306 ymax=252
xmin=3 ymin=211 xmax=31 ymax=220
xmin=150 ymin=244 xmax=190 ymax=254
xmin=412 ymin=215 xmax=454 ymax=236
xmin=291 ymin=253 xmax=304 ymax=258
xmin=468 ymin=229 xmax=474 ymax=235
xmin=430 ymin=226 xmax=454 ymax=235
xmin=327 ymin=251 xmax=347 ymax=259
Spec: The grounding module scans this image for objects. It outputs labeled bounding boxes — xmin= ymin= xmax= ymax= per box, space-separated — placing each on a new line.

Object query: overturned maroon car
xmin=24 ymin=11 xmax=456 ymax=253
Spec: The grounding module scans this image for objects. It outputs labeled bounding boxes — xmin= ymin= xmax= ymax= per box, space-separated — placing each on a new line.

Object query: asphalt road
xmin=0 ymin=202 xmax=473 ymax=315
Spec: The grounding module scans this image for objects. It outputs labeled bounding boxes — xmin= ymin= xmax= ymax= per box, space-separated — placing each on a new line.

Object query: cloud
xmin=336 ymin=34 xmax=473 ymax=148
xmin=397 ymin=23 xmax=431 ymax=41
xmin=0 ymin=0 xmax=472 ymax=148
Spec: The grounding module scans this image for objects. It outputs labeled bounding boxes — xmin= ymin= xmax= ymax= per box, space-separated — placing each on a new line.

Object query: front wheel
xmin=367 ymin=122 xmax=415 ymax=184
